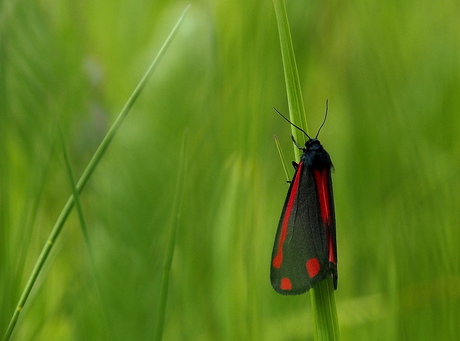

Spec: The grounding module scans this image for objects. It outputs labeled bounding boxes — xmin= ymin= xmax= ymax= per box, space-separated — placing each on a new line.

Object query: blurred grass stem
xmin=2 ymin=5 xmax=190 ymax=341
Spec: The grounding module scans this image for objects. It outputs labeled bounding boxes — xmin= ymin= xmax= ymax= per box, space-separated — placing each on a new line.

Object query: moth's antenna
xmin=315 ymin=99 xmax=328 ymax=139
xmin=273 ymin=107 xmax=311 ymax=139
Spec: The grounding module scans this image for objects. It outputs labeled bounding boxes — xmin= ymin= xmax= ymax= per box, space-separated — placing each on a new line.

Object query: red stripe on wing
xmin=314 ymin=169 xmax=336 ymax=265
xmin=313 ymin=169 xmax=331 ymax=225
xmin=272 ymin=162 xmax=304 ymax=269
xmin=328 ymin=234 xmax=336 ymax=264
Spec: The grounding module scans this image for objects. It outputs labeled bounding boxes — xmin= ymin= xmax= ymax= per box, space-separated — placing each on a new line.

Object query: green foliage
xmin=1 ymin=0 xmax=459 ymax=340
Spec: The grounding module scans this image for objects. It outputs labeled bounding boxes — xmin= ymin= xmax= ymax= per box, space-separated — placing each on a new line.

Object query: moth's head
xmin=305 ymin=138 xmax=322 ymax=149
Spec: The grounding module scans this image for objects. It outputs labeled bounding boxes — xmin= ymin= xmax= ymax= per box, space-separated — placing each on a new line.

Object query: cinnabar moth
xmin=271 ymin=103 xmax=337 ymax=295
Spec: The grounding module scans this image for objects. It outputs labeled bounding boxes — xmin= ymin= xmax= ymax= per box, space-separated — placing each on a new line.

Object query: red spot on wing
xmin=313 ymin=169 xmax=331 ymax=225
xmin=280 ymin=278 xmax=292 ymax=290
xmin=306 ymin=258 xmax=320 ymax=278
xmin=272 ymin=162 xmax=304 ymax=269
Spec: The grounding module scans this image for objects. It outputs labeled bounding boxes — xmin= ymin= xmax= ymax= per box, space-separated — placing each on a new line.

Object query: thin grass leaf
xmin=58 ymin=122 xmax=90 ymax=248
xmin=274 ymin=134 xmax=290 ymax=182
xmin=57 ymin=123 xmax=113 ymax=338
xmin=2 ymin=5 xmax=191 ymax=340
xmin=272 ymin=1 xmax=341 ymax=340
xmin=273 ymin=0 xmax=307 ymax=161
xmin=153 ymin=129 xmax=189 ymax=341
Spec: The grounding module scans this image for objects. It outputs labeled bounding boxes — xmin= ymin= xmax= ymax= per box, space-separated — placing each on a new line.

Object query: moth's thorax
xmin=302 ymin=139 xmax=332 ymax=169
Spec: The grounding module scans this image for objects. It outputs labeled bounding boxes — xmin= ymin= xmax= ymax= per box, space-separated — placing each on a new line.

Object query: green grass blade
xmin=58 ymin=122 xmax=90 ymax=247
xmin=273 ymin=1 xmax=341 ymax=340
xmin=273 ymin=0 xmax=307 ymax=161
xmin=2 ymin=5 xmax=191 ymax=341
xmin=153 ymin=130 xmax=189 ymax=341
xmin=274 ymin=135 xmax=290 ymax=182
xmin=57 ymin=122 xmax=113 ymax=338
xmin=311 ymin=279 xmax=341 ymax=341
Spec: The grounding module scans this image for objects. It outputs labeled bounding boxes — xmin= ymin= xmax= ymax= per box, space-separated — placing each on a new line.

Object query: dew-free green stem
xmin=58 ymin=122 xmax=114 ymax=338
xmin=58 ymin=123 xmax=90 ymax=248
xmin=2 ymin=5 xmax=190 ymax=340
xmin=311 ymin=278 xmax=341 ymax=341
xmin=272 ymin=1 xmax=340 ymax=340
xmin=274 ymin=135 xmax=290 ymax=182
xmin=273 ymin=0 xmax=307 ymax=160
xmin=153 ymin=130 xmax=188 ymax=341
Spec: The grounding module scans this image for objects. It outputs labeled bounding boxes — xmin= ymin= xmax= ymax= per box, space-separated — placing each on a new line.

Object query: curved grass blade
xmin=2 ymin=5 xmax=191 ymax=340
xmin=57 ymin=123 xmax=112 ymax=337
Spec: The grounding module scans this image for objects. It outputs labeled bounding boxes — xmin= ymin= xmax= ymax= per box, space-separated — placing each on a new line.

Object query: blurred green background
xmin=1 ymin=0 xmax=459 ymax=340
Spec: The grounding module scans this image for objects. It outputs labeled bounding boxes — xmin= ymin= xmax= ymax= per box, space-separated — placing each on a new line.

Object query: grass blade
xmin=58 ymin=122 xmax=90 ymax=247
xmin=153 ymin=129 xmax=188 ymax=341
xmin=2 ymin=5 xmax=191 ymax=340
xmin=273 ymin=0 xmax=307 ymax=161
xmin=274 ymin=134 xmax=290 ymax=182
xmin=272 ymin=1 xmax=341 ymax=340
xmin=57 ymin=123 xmax=113 ymax=338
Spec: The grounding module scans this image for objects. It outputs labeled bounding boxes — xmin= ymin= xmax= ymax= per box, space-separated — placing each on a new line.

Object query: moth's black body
xmin=271 ymin=137 xmax=337 ymax=295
